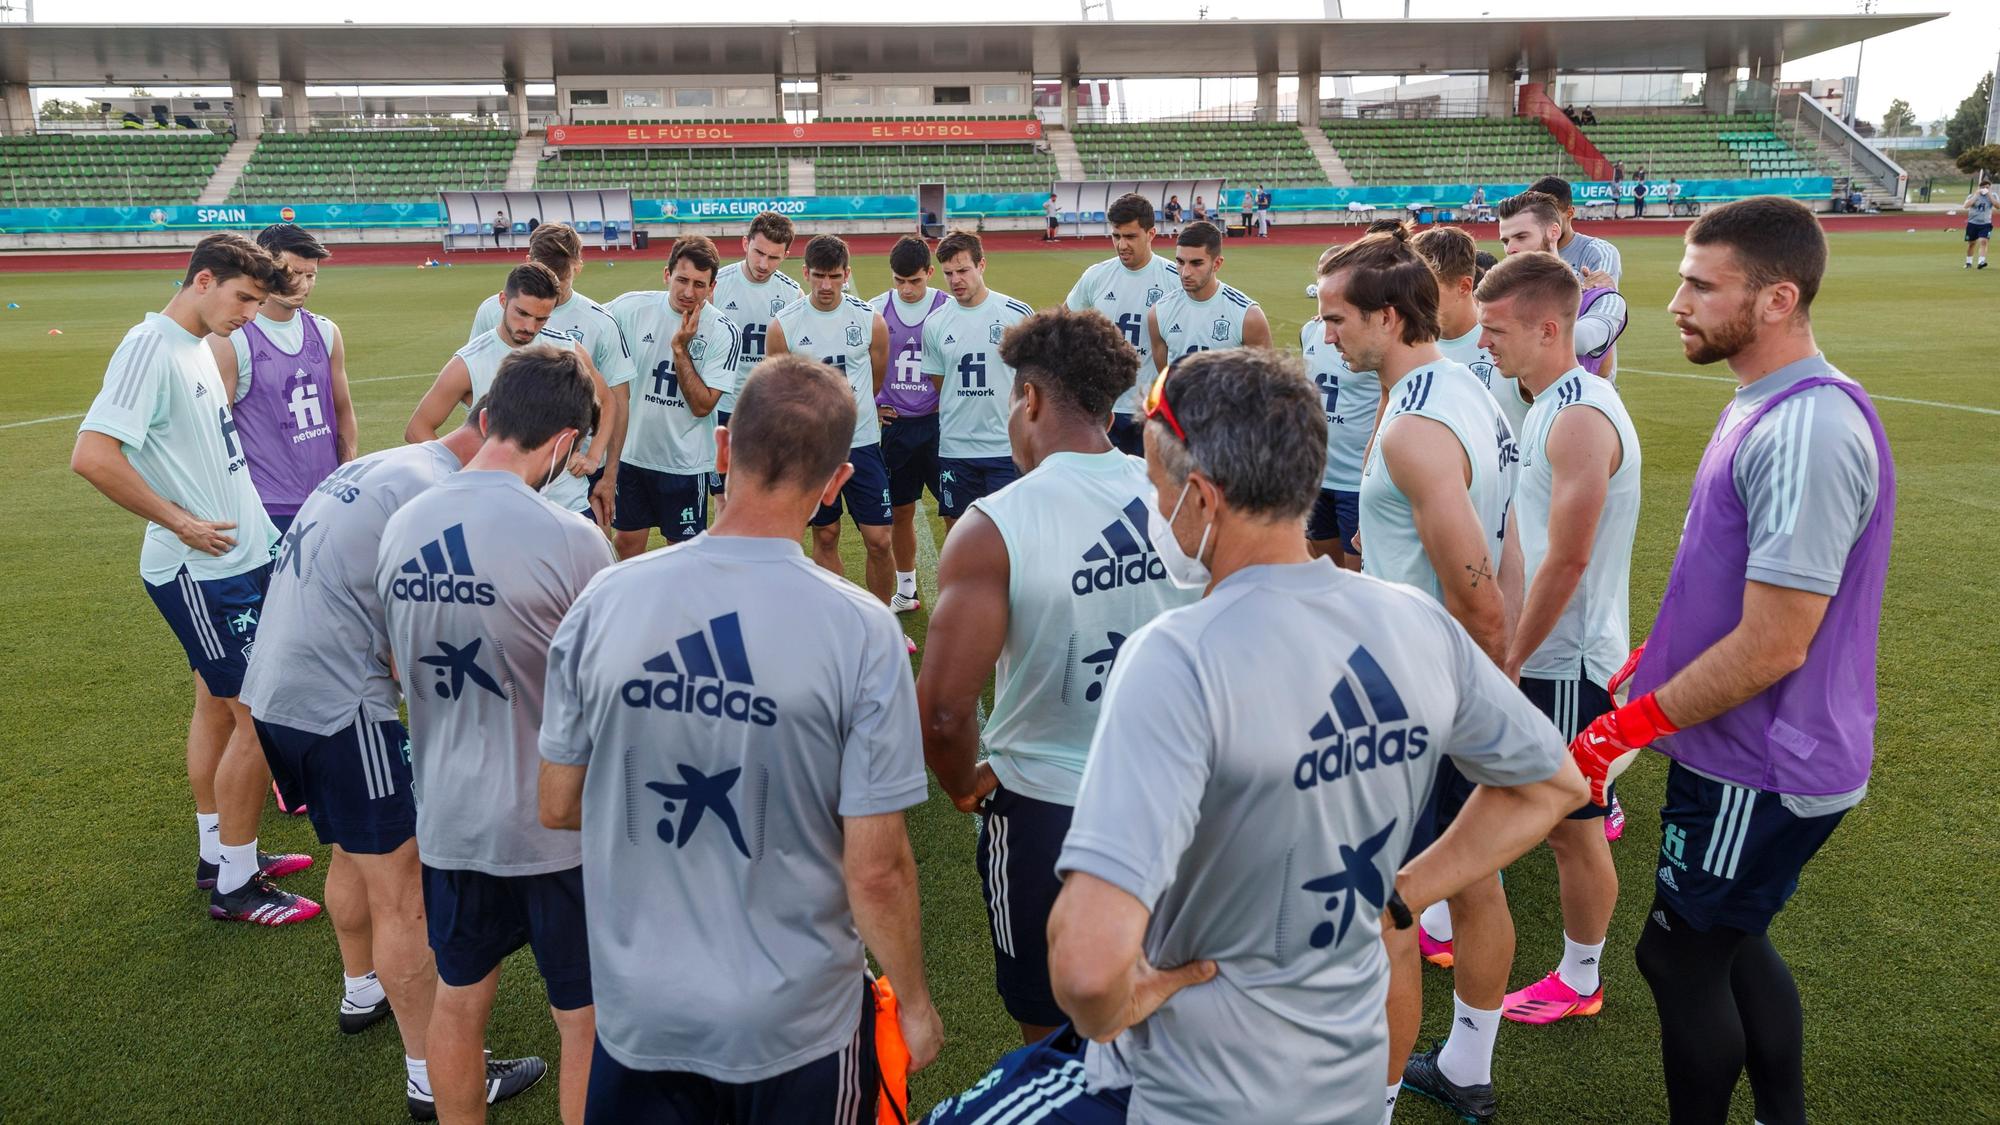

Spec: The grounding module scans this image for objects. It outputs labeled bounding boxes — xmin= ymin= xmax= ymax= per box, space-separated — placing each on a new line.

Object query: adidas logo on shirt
xmin=1071 ymin=499 xmax=1167 ymax=596
xmin=621 ymin=612 xmax=777 ymax=727
xmin=642 ymin=333 xmax=656 ymax=343
xmin=1294 ymin=646 xmax=1430 ymax=789
xmin=389 ymin=524 xmax=497 ymax=605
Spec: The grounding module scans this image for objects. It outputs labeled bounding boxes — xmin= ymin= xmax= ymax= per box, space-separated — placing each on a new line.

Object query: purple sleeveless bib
xmin=1577 ymin=286 xmax=1625 ymax=376
xmin=1632 ymin=375 xmax=1896 ymax=795
xmin=876 ymin=290 xmax=950 ymax=417
xmin=235 ymin=315 xmax=340 ymax=516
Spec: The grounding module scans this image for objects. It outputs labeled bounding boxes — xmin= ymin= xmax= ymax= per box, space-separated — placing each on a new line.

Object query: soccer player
xmin=1300 ymin=262 xmax=1378 ymax=572
xmin=1498 ymin=192 xmax=1629 ymax=383
xmin=1963 ymin=180 xmax=1992 ymax=268
xmin=768 ymin=234 xmax=894 ymax=603
xmin=1527 ymin=175 xmax=1623 ymax=282
xmin=1145 ymin=221 xmax=1270 ymax=373
xmin=922 ymin=349 xmax=1585 ymax=1125
xmin=378 ymin=347 xmax=613 ymax=1125
xmin=1471 ymin=252 xmax=1643 ymax=1028
xmin=1528 ymin=175 xmax=1625 ymax=381
xmin=70 ymin=233 xmax=315 ymax=924
xmin=410 ymin=262 xmax=617 ymax=527
xmin=241 ymin=401 xmax=546 ymax=1118
xmin=208 ymin=224 xmax=354 ymax=534
xmin=465 ymin=222 xmax=634 ymax=519
xmin=1065 ymin=192 xmax=1180 ymax=457
xmin=920 ymin=230 xmax=1034 ymax=532
xmin=1317 ymin=228 xmax=1523 ymax=1123
xmin=606 ymin=236 xmax=742 ymax=559
xmin=872 ymin=236 xmax=952 ymax=613
xmin=708 ymin=211 xmax=803 ymax=506
xmin=1571 ymin=197 xmax=1895 ymax=1125
xmin=539 ymin=353 xmax=942 ymax=1122
xmin=918 ymin=306 xmax=1195 ymax=1046
xmin=1412 ymin=225 xmax=1515 ymax=432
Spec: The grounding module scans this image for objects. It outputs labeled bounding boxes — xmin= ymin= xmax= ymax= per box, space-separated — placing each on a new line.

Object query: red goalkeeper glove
xmin=1569 ymin=692 xmax=1678 ymax=806
xmin=1607 ymin=642 xmax=1646 ymax=701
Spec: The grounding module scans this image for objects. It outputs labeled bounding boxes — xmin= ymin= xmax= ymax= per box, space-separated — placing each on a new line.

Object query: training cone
xmin=5 ymin=302 xmax=18 ymax=309
xmin=47 ymin=328 xmax=63 ymax=335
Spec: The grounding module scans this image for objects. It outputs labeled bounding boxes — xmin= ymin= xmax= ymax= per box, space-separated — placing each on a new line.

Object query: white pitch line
xmin=1 ymin=371 xmax=433 ymax=432
xmin=1621 ymin=367 xmax=2000 ymax=418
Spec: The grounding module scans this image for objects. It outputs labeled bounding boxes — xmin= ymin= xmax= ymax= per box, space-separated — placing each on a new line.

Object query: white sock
xmin=344 ymin=971 xmax=385 ymax=1008
xmin=197 ymin=812 xmax=222 ymax=864
xmin=1420 ymin=900 xmax=1453 ymax=941
xmin=1383 ymin=1082 xmax=1402 ymax=1122
xmin=1558 ymin=934 xmax=1605 ymax=996
xmin=896 ymin=570 xmax=917 ymax=597
xmin=1968 ymin=256 xmax=1975 ymax=264
xmin=217 ymin=839 xmax=258 ymax=895
xmin=1436 ymin=995 xmax=1501 ymax=1087
xmin=405 ymin=1057 xmax=431 ymax=1098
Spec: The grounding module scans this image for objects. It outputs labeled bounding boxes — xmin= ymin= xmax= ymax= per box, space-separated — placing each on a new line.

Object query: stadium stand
xmin=1070 ymin=122 xmax=1329 ymax=186
xmin=1318 ymin=117 xmax=1580 ymax=184
xmin=537 ymin=147 xmax=788 ymax=196
xmin=0 ymin=132 xmax=230 ymax=206
xmin=1583 ymin=114 xmax=1816 ymax=178
xmin=230 ymin=130 xmax=515 ymax=203
xmin=810 ymin=144 xmax=1058 ymax=194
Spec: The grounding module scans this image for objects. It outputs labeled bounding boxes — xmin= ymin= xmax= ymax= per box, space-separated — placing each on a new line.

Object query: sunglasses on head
xmin=1142 ymin=364 xmax=1187 ymax=442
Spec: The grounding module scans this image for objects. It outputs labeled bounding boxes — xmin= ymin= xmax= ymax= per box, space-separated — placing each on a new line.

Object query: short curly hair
xmin=998 ymin=306 xmax=1138 ymax=422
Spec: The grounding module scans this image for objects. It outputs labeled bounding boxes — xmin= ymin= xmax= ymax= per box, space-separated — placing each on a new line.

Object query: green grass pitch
xmin=0 ymin=230 xmax=1992 ymax=1122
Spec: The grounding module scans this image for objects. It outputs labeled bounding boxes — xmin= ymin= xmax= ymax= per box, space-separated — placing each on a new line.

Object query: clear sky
xmin=18 ymin=0 xmax=1991 ymax=126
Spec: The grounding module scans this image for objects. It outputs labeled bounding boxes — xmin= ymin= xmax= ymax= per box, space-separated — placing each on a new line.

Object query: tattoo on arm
xmin=1465 ymin=556 xmax=1495 ymax=588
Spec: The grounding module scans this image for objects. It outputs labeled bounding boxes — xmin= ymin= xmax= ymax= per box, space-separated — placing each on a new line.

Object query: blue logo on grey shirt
xmin=418 ymin=638 xmax=505 ymax=701
xmin=1072 ymin=498 xmax=1167 ymax=595
xmin=1295 ymin=646 xmax=1429 ymax=789
xmin=646 ymin=764 xmax=752 ymax=858
xmin=1302 ymin=818 xmax=1398 ymax=948
xmin=621 ymin=612 xmax=778 ymax=727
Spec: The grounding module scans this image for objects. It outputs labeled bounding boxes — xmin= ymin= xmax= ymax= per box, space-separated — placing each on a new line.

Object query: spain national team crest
xmin=1146 ymin=286 xmax=1164 ymax=305
xmin=845 ymin=323 xmax=864 ymax=347
xmin=1211 ymin=317 xmax=1230 ymax=342
xmin=769 ymin=297 xmax=786 ymax=315
xmin=689 ymin=338 xmax=708 ymax=361
xmin=988 ymin=323 xmax=1005 ymax=344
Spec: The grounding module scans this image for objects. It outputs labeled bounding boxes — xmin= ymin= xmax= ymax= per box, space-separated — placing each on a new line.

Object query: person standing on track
xmin=1571 ymin=197 xmax=1896 ymax=1125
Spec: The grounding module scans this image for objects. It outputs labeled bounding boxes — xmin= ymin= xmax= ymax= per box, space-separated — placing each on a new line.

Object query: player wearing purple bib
xmin=1569 ymin=199 xmax=1895 ymax=1125
xmin=209 ymin=225 xmax=354 ymax=534
xmin=872 ymin=236 xmax=952 ymax=613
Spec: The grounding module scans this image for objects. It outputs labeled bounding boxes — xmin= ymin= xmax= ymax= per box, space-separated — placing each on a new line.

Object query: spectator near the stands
xmin=490 ymin=211 xmax=508 ymax=250
xmin=1164 ymin=195 xmax=1183 ymax=235
xmin=1580 ymin=105 xmax=1598 ymax=125
xmin=1255 ymin=185 xmax=1273 ymax=237
xmin=1633 ymin=179 xmax=1650 ymax=219
xmin=1045 ymin=193 xmax=1062 ymax=243
xmin=1239 ymin=190 xmax=1254 ymax=237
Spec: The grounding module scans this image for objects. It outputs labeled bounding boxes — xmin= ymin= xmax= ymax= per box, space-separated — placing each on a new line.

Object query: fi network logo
xmin=1294 ymin=646 xmax=1429 ymax=790
xmin=1071 ymin=498 xmax=1167 ymax=596
xmin=390 ymin=525 xmax=496 ymax=605
xmin=621 ymin=612 xmax=778 ymax=726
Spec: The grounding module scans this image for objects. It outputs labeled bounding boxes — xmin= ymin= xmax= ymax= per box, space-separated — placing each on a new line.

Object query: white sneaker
xmin=890 ymin=592 xmax=922 ymax=614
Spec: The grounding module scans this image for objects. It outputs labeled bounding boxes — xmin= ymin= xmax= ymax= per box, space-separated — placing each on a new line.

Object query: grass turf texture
xmin=0 ymin=231 xmax=1992 ymax=1122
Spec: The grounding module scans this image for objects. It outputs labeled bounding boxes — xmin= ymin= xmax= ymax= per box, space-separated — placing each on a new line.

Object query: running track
xmin=0 ymin=213 xmax=1939 ymax=273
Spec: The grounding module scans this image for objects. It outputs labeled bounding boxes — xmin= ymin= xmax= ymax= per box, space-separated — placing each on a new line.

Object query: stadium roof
xmin=0 ymin=16 xmax=1943 ymax=87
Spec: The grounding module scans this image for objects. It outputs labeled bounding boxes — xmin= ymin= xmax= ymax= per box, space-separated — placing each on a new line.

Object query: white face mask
xmin=1150 ymin=479 xmax=1213 ymax=590
xmin=538 ymin=433 xmax=574 ymax=495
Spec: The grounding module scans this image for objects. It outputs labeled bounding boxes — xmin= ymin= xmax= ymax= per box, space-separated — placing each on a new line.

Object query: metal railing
xmin=1776 ymin=89 xmax=1907 ymax=201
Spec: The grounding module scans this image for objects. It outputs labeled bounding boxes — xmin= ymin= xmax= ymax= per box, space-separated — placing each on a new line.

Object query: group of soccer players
xmin=72 ymin=174 xmax=1894 ymax=1125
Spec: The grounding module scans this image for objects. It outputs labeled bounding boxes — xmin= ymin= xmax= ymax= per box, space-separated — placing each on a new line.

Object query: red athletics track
xmin=0 ymin=213 xmax=1939 ymax=273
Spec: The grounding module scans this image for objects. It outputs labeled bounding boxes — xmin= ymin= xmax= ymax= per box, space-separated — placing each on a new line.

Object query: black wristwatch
xmin=1386 ymin=889 xmax=1413 ymax=931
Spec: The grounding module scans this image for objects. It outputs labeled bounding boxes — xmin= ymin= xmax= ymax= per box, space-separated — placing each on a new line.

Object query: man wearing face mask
xmin=918 ymin=306 xmax=1196 ymax=1048
xmin=921 ymin=348 xmax=1584 ymax=1125
xmin=377 ymin=346 xmax=615 ymax=1125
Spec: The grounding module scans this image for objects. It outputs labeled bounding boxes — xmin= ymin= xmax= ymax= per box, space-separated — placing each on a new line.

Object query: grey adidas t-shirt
xmin=1718 ymin=354 xmax=1880 ymax=598
xmin=540 ymin=534 xmax=927 ymax=1080
xmin=1559 ymin=231 xmax=1622 ymax=282
xmin=1059 ymin=560 xmax=1564 ymax=1125
xmin=242 ymin=441 xmax=461 ymax=735
xmin=378 ymin=470 xmax=614 ymax=876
